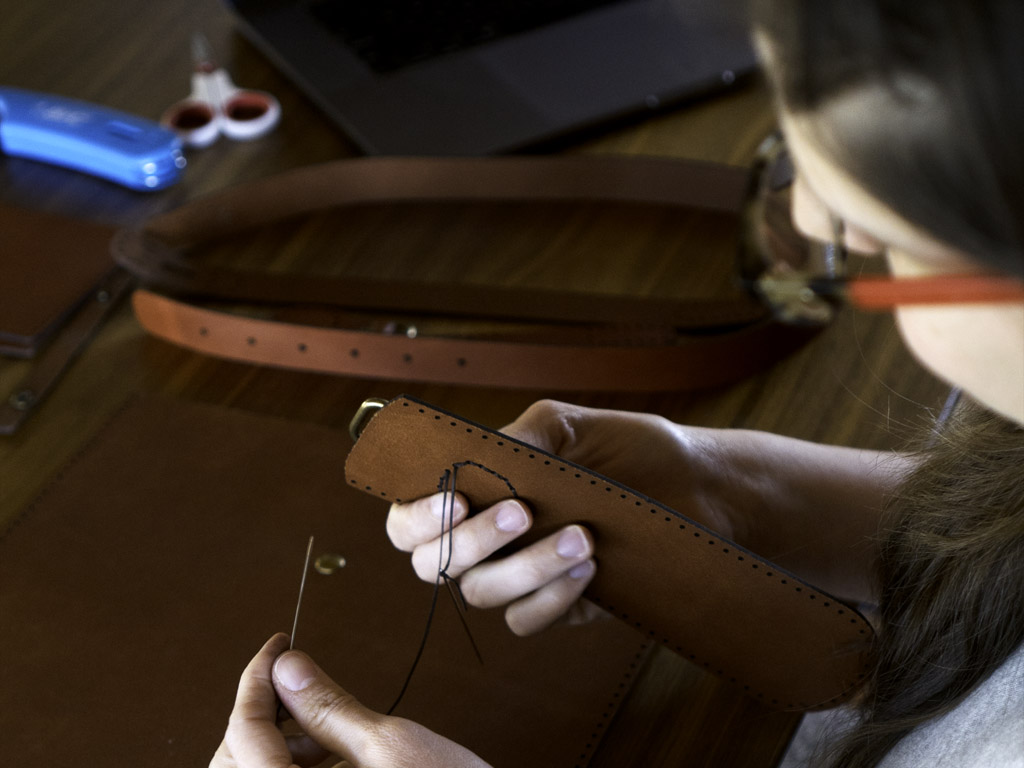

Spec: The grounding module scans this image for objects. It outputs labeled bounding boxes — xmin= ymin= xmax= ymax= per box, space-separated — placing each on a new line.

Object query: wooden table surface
xmin=0 ymin=1 xmax=951 ymax=765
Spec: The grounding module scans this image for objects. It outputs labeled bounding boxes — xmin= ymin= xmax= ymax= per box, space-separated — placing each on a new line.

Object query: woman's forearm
xmin=686 ymin=427 xmax=915 ymax=604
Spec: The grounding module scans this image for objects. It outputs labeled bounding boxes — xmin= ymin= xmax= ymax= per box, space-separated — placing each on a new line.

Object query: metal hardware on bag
xmin=314 ymin=553 xmax=347 ymax=574
xmin=9 ymin=389 xmax=36 ymax=411
xmin=383 ymin=322 xmax=418 ymax=339
xmin=348 ymin=397 xmax=389 ymax=441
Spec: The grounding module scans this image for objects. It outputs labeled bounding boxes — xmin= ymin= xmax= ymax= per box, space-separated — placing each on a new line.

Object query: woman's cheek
xmin=894 ymin=307 xmax=957 ymax=384
xmin=895 ymin=305 xmax=1024 ymax=424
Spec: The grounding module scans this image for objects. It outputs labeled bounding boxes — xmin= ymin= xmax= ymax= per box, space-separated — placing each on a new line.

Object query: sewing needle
xmin=289 ymin=535 xmax=315 ymax=650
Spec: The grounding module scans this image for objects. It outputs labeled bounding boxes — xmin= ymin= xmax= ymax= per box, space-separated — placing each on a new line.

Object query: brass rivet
xmin=9 ymin=390 xmax=36 ymax=411
xmin=314 ymin=553 xmax=347 ymax=575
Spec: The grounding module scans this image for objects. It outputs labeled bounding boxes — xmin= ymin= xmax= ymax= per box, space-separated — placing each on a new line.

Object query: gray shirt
xmin=781 ymin=643 xmax=1024 ymax=768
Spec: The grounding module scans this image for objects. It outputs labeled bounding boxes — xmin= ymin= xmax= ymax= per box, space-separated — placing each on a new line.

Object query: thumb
xmin=272 ymin=651 xmax=380 ymax=763
xmin=500 ymin=400 xmax=579 ymax=455
xmin=272 ymin=651 xmax=491 ymax=768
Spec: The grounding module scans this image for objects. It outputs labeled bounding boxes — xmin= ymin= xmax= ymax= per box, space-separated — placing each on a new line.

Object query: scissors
xmin=161 ymin=33 xmax=281 ymax=148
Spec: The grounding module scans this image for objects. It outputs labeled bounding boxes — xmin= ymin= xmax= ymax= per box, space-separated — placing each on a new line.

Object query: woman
xmin=210 ymin=1 xmax=1024 ymax=766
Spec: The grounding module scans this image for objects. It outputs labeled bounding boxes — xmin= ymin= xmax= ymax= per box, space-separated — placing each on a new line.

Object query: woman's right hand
xmin=385 ymin=399 xmax=730 ymax=636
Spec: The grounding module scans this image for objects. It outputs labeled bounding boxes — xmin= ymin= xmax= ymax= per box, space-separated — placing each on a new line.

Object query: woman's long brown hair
xmin=824 ymin=402 xmax=1024 ymax=767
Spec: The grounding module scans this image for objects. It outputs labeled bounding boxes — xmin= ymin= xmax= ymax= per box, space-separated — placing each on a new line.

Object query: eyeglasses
xmin=739 ymin=133 xmax=1024 ymax=324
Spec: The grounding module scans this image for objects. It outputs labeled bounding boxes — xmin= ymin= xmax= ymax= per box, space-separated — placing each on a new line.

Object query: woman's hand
xmin=385 ymin=399 xmax=727 ymax=636
xmin=210 ymin=633 xmax=491 ymax=768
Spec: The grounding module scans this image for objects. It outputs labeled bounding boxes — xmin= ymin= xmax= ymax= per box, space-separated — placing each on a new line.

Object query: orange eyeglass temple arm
xmin=847 ymin=274 xmax=1024 ymax=309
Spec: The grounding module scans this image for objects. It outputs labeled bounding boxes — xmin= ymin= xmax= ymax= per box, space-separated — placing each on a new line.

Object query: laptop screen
xmin=307 ymin=0 xmax=629 ymax=73
xmin=225 ymin=0 xmax=756 ymax=154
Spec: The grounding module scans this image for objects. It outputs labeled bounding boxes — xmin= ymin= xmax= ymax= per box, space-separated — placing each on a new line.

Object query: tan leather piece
xmin=344 ymin=395 xmax=875 ymax=711
xmin=0 ymin=396 xmax=649 ymax=767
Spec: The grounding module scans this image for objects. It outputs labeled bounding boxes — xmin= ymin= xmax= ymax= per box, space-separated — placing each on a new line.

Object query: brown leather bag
xmin=0 ymin=395 xmax=649 ymax=767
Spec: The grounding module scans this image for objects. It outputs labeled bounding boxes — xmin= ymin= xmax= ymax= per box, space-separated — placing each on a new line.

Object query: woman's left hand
xmin=210 ymin=633 xmax=492 ymax=768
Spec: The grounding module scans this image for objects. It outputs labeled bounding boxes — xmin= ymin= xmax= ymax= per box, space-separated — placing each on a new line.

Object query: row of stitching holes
xmin=197 ymin=335 xmax=470 ymax=366
xmin=418 ymin=404 xmax=865 ymax=635
xmin=643 ymin=505 xmax=865 ymax=626
xmin=350 ymin=480 xmax=392 ymax=500
xmin=436 ymin=413 xmax=583 ymax=469
xmin=443 ymin=412 xmax=866 ymax=629
xmin=510 ymin=414 xmax=868 ymax=628
xmin=429 ymin=408 xmax=556 ymax=458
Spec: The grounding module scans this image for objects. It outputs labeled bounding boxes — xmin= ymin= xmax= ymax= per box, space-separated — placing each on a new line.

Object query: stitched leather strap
xmin=344 ymin=395 xmax=875 ymax=711
xmin=131 ymin=288 xmax=816 ymax=390
xmin=115 ymin=155 xmax=818 ymax=390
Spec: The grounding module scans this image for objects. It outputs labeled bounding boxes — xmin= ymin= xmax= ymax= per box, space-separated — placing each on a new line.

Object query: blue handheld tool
xmin=0 ymin=87 xmax=186 ymax=191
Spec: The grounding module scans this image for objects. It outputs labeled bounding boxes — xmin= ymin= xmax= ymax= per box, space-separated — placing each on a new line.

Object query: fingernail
xmin=557 ymin=526 xmax=588 ymax=559
xmin=275 ymin=652 xmax=316 ymax=692
xmin=569 ymin=560 xmax=595 ymax=579
xmin=431 ymin=494 xmax=465 ymax=520
xmin=495 ymin=502 xmax=529 ymax=532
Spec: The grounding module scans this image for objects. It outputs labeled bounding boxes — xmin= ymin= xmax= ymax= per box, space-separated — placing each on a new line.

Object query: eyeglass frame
xmin=739 ymin=133 xmax=1024 ymax=325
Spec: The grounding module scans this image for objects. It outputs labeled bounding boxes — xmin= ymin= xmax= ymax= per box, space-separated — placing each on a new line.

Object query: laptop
xmin=222 ymin=0 xmax=757 ymax=155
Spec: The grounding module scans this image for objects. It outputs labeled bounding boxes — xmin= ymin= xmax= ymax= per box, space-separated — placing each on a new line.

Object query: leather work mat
xmin=0 ymin=396 xmax=648 ymax=767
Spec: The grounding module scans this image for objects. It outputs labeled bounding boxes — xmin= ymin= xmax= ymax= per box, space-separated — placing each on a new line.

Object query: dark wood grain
xmin=0 ymin=1 xmax=950 ymax=765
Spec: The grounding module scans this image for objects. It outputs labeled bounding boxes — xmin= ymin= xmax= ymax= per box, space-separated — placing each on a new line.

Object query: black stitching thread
xmin=433 ymin=460 xmax=518 ymax=499
xmin=385 ymin=466 xmax=483 ymax=717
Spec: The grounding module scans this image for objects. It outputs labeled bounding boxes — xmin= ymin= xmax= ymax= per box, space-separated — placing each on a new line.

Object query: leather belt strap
xmin=115 ymin=155 xmax=816 ymax=390
xmin=117 ymin=241 xmax=765 ymax=328
xmin=131 ymin=288 xmax=815 ymax=390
